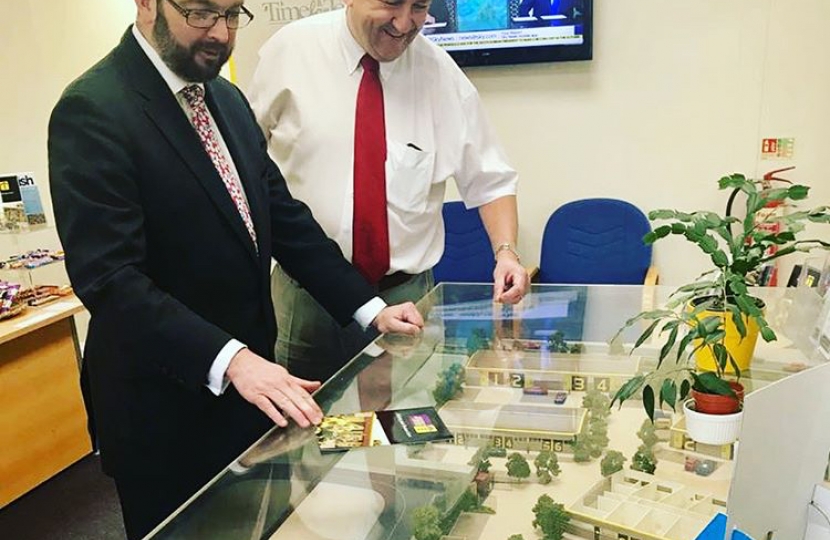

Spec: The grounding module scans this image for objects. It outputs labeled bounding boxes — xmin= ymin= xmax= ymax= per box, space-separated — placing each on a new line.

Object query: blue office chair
xmin=538 ymin=198 xmax=657 ymax=285
xmin=433 ymin=201 xmax=495 ymax=284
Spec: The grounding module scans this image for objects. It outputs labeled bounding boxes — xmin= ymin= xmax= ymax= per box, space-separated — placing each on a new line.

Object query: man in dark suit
xmin=47 ymin=0 xmax=423 ymax=538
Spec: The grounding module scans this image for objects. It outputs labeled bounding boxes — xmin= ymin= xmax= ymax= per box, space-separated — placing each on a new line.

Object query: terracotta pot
xmin=691 ymin=382 xmax=744 ymax=415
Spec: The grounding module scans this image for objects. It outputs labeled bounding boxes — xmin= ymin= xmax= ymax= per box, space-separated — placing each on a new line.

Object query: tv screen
xmin=422 ymin=0 xmax=592 ymax=67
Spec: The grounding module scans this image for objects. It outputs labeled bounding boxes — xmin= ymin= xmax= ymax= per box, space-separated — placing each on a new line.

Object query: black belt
xmin=377 ymin=271 xmax=416 ymax=292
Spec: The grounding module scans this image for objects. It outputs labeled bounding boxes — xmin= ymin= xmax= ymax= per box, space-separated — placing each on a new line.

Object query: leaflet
xmin=315 ymin=406 xmax=453 ymax=452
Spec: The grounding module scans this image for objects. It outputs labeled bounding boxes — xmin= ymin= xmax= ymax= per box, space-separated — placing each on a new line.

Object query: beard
xmin=153 ymin=9 xmax=232 ymax=82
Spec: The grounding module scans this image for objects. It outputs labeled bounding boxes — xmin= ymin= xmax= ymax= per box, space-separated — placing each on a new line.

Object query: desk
xmin=145 ymin=284 xmax=817 ymax=540
xmin=0 ymin=295 xmax=90 ymax=507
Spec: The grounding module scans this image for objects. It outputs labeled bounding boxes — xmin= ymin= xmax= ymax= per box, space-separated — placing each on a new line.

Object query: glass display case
xmin=145 ymin=283 xmax=824 ymax=540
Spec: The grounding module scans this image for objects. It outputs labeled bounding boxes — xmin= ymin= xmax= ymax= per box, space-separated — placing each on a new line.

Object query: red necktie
xmin=352 ymin=55 xmax=390 ymax=284
xmin=181 ymin=85 xmax=258 ymax=249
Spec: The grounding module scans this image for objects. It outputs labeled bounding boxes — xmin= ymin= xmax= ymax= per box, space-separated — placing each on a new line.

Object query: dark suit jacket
xmin=48 ymin=28 xmax=375 ymax=482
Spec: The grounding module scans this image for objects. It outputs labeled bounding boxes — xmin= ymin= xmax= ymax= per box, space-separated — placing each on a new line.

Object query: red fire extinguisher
xmin=725 ymin=166 xmax=795 ymax=286
xmin=754 ymin=166 xmax=796 ymax=286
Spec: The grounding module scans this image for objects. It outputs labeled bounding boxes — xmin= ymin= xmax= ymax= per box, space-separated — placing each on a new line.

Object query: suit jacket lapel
xmin=117 ymin=30 xmax=260 ymax=264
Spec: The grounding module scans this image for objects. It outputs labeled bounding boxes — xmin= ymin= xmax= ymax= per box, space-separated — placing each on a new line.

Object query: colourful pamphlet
xmin=316 ymin=406 xmax=453 ymax=452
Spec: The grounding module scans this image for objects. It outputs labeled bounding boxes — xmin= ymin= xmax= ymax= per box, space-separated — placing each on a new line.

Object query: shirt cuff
xmin=353 ymin=297 xmax=386 ymax=330
xmin=206 ymin=339 xmax=246 ymax=396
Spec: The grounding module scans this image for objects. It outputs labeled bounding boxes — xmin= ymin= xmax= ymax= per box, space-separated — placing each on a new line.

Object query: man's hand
xmin=372 ymin=302 xmax=424 ymax=334
xmin=494 ymin=254 xmax=529 ymax=304
xmin=226 ymin=348 xmax=323 ymax=428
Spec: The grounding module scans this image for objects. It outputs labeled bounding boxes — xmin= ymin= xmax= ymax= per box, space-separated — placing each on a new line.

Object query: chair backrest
xmin=433 ymin=201 xmax=495 ymax=284
xmin=539 ymin=198 xmax=652 ymax=285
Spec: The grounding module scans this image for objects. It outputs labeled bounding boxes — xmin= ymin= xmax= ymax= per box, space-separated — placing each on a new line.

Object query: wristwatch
xmin=493 ymin=243 xmax=520 ymax=263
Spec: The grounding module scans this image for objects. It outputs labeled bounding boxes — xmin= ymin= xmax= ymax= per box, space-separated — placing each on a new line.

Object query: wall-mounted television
xmin=422 ymin=0 xmax=592 ymax=67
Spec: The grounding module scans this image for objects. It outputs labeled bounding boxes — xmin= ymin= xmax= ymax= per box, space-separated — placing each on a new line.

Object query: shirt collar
xmin=131 ymin=24 xmax=204 ymax=97
xmin=335 ymin=8 xmax=402 ymax=82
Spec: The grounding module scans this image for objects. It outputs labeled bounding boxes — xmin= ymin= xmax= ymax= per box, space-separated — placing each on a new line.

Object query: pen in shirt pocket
xmin=407 ymin=142 xmax=423 ymax=151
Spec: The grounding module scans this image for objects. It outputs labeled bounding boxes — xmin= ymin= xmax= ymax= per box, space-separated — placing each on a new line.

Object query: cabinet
xmin=0 ymin=225 xmax=88 ymax=508
xmin=0 ymin=294 xmax=90 ymax=507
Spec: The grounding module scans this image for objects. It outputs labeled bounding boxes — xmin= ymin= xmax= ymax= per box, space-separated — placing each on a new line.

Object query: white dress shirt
xmin=132 ymin=26 xmax=383 ymax=395
xmin=248 ymin=9 xmax=518 ymax=275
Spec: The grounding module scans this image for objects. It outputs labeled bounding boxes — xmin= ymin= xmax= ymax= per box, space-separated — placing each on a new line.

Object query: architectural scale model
xmin=269 ymin=336 xmax=746 ymax=540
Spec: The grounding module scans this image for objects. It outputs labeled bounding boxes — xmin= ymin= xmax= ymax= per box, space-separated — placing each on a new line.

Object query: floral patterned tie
xmin=181 ymin=85 xmax=257 ymax=249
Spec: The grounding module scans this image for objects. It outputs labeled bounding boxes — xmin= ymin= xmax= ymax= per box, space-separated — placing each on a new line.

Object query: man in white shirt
xmin=249 ymin=0 xmax=529 ymax=383
xmin=48 ymin=0 xmax=423 ymax=537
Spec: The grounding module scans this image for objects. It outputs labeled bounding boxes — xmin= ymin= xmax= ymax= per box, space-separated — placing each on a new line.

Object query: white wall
xmin=480 ymin=0 xmax=830 ymax=284
xmin=1 ymin=2 xmax=135 ymax=269
xmin=3 ymin=0 xmax=829 ymax=289
xmin=0 ymin=2 xmax=135 ymax=338
xmin=234 ymin=0 xmax=830 ymax=285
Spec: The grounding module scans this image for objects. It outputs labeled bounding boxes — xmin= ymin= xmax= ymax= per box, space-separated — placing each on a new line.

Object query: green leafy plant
xmin=612 ymin=174 xmax=830 ymax=421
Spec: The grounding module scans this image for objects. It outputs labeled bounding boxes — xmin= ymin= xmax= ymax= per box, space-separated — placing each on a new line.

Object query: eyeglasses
xmin=165 ymin=0 xmax=254 ymax=30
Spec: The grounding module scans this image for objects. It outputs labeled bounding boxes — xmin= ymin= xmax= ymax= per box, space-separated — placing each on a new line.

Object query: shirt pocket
xmin=385 ymin=141 xmax=436 ymax=215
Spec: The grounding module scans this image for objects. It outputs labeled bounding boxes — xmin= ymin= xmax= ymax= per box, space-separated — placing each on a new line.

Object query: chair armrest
xmin=527 ymin=266 xmax=540 ymax=282
xmin=643 ymin=266 xmax=659 ymax=286
xmin=641 ymin=266 xmax=660 ymax=312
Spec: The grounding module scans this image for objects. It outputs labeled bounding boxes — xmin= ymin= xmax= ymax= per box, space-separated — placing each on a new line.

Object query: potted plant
xmin=611 ymin=173 xmax=830 ymax=443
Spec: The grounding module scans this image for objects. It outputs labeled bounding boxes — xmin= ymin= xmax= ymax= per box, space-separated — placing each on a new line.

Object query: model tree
xmin=507 ymin=535 xmax=525 ymax=540
xmin=440 ymin=488 xmax=477 ymax=532
xmin=411 ymin=505 xmax=443 ymax=540
xmin=534 ymin=450 xmax=561 ymax=485
xmin=467 ymin=446 xmax=493 ymax=473
xmin=432 ymin=362 xmax=466 ymax=407
xmin=468 ymin=445 xmax=486 ymax=465
xmin=506 ymin=452 xmax=531 ymax=483
xmin=582 ymin=388 xmax=611 ymax=418
xmin=433 ymin=493 xmax=447 ymax=513
xmin=485 ymin=445 xmax=507 ymax=458
xmin=631 ymin=419 xmax=659 ymax=474
xmin=456 ymin=488 xmax=480 ymax=513
xmin=600 ymin=450 xmax=626 ymax=477
xmin=631 ymin=448 xmax=657 ymax=475
xmin=572 ymin=436 xmax=592 ymax=463
xmin=466 ymin=328 xmax=491 ymax=355
xmin=572 ymin=388 xmax=612 ymax=462
xmin=637 ymin=418 xmax=659 ymax=448
xmin=586 ymin=416 xmax=610 ymax=458
xmin=532 ymin=494 xmax=570 ymax=540
xmin=547 ymin=330 xmax=583 ymax=354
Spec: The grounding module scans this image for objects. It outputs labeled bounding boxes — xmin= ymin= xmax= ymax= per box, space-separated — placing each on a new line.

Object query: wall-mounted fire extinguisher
xmin=755 ymin=166 xmax=796 ymax=286
xmin=725 ymin=166 xmax=795 ymax=286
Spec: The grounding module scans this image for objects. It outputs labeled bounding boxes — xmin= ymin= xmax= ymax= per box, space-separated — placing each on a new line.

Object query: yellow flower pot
xmin=693 ymin=307 xmax=761 ymax=373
